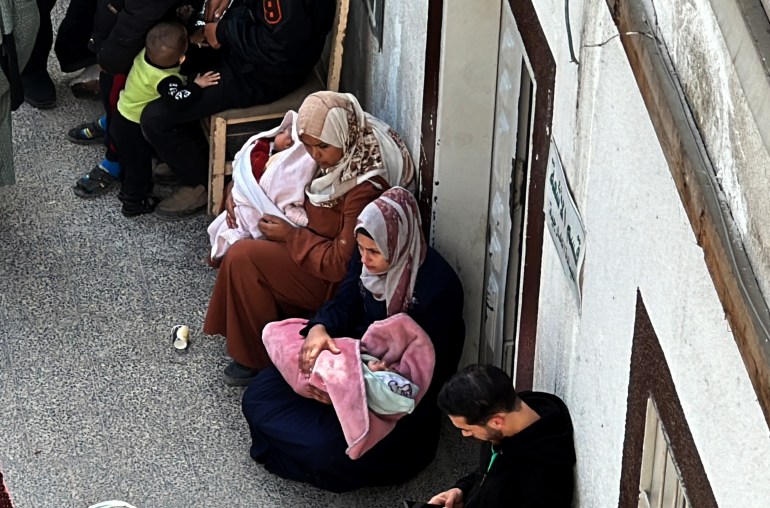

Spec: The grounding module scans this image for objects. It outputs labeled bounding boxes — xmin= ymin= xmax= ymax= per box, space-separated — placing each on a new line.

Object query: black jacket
xmin=214 ymin=0 xmax=335 ymax=85
xmin=455 ymin=392 xmax=576 ymax=508
xmin=91 ymin=0 xmax=198 ymax=75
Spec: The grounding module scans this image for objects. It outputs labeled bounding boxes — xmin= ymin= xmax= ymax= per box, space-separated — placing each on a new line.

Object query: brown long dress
xmin=203 ymin=177 xmax=387 ymax=369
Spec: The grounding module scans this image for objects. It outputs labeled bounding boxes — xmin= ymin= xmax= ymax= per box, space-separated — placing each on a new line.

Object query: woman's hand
xmin=307 ymin=385 xmax=332 ymax=405
xmin=204 ymin=22 xmax=221 ymax=49
xmin=299 ymin=325 xmax=341 ymax=376
xmin=204 ymin=0 xmax=229 ymax=22
xmin=258 ymin=214 xmax=293 ymax=242
xmin=428 ymin=488 xmax=464 ymax=508
xmin=224 ymin=181 xmax=237 ymax=228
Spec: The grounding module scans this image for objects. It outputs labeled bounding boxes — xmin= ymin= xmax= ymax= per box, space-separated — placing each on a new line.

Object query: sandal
xmin=121 ymin=196 xmax=160 ymax=218
xmin=72 ymin=165 xmax=119 ymax=198
xmin=67 ymin=117 xmax=106 ymax=145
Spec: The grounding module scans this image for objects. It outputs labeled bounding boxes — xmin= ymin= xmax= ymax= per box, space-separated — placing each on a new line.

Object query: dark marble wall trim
xmin=618 ymin=291 xmax=717 ymax=507
xmin=508 ymin=0 xmax=556 ymax=391
xmin=418 ymin=0 xmax=442 ymax=237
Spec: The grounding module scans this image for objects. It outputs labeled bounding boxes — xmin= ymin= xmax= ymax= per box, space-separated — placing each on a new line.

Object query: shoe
xmin=152 ymin=162 xmax=177 ymax=186
xmin=69 ymin=64 xmax=101 ymax=100
xmin=155 ymin=185 xmax=207 ymax=221
xmin=67 ymin=117 xmax=106 ymax=145
xmin=223 ymin=361 xmax=260 ymax=386
xmin=121 ymin=196 xmax=160 ymax=217
xmin=70 ymin=79 xmax=100 ymax=101
xmin=21 ymin=70 xmax=57 ymax=109
xmin=73 ymin=164 xmax=119 ymax=198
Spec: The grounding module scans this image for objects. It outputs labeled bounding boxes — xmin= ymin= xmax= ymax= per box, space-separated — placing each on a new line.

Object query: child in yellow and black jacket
xmin=110 ymin=21 xmax=219 ymax=217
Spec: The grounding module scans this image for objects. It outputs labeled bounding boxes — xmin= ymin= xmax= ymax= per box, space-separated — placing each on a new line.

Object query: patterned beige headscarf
xmin=355 ymin=187 xmax=427 ymax=316
xmin=297 ymin=92 xmax=415 ymax=206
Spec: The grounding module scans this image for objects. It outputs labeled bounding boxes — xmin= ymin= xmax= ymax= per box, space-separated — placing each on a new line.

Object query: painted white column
xmin=431 ymin=0 xmax=502 ymax=365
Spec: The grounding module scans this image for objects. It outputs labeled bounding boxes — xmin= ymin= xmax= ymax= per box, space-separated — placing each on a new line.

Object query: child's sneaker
xmin=121 ymin=196 xmax=160 ymax=217
xmin=67 ymin=116 xmax=106 ymax=145
xmin=73 ymin=162 xmax=119 ymax=198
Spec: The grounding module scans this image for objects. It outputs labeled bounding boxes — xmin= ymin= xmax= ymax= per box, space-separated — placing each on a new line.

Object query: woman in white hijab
xmin=297 ymin=91 xmax=414 ymax=206
xmin=206 ymin=91 xmax=415 ymax=386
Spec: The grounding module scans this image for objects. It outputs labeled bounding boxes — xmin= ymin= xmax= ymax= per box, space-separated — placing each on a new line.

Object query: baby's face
xmin=274 ymin=130 xmax=294 ymax=152
xmin=367 ymin=360 xmax=391 ymax=372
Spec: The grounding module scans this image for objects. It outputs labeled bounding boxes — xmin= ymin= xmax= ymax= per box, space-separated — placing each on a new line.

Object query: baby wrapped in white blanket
xmin=207 ymin=110 xmax=318 ymax=261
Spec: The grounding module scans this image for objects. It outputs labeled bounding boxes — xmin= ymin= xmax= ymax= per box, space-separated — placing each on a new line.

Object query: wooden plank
xmin=208 ymin=116 xmax=227 ymax=216
xmin=327 ymin=0 xmax=349 ymax=92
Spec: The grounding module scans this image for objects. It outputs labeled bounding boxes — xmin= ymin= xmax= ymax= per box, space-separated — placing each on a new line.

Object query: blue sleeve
xmin=300 ymin=250 xmax=365 ymax=338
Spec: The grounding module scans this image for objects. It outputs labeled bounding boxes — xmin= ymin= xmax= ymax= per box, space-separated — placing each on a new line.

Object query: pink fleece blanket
xmin=263 ymin=313 xmax=435 ymax=459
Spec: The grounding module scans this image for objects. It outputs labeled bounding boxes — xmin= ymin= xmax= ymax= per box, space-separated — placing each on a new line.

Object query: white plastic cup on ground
xmin=172 ymin=325 xmax=190 ymax=350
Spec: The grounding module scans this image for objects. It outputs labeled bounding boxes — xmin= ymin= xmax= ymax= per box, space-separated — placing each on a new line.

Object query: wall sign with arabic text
xmin=545 ymin=139 xmax=586 ymax=305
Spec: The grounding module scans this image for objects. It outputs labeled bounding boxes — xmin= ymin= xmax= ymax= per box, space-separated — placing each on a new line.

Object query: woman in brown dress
xmin=204 ymin=91 xmax=415 ymax=385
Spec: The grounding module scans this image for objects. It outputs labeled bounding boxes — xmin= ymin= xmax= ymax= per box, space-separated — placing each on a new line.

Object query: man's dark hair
xmin=437 ymin=364 xmax=519 ymax=425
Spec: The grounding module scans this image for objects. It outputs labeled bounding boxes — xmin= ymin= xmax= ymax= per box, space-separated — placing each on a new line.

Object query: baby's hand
xmin=195 ymin=71 xmax=221 ymax=88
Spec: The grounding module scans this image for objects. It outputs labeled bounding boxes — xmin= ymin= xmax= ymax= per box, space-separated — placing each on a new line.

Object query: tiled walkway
xmin=0 ymin=14 xmax=473 ymax=508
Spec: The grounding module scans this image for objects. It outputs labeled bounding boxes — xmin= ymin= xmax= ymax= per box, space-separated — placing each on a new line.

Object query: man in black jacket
xmin=139 ymin=0 xmax=336 ymax=220
xmin=426 ymin=364 xmax=576 ymax=508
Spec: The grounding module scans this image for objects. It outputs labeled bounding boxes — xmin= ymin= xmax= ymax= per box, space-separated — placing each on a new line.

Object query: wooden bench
xmin=206 ymin=0 xmax=350 ymax=216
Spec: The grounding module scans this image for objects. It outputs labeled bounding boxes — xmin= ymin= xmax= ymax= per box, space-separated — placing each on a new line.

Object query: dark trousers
xmin=55 ymin=0 xmax=97 ymax=72
xmin=110 ymin=111 xmax=154 ymax=202
xmin=23 ymin=0 xmax=56 ymax=76
xmin=242 ymin=366 xmax=440 ymax=493
xmin=25 ymin=0 xmax=96 ymax=76
xmin=140 ymin=64 xmax=294 ymax=187
xmin=101 ymin=72 xmax=124 ymax=164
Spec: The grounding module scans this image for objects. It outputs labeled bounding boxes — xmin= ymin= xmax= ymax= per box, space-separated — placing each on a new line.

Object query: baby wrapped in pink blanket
xmin=263 ymin=313 xmax=435 ymax=459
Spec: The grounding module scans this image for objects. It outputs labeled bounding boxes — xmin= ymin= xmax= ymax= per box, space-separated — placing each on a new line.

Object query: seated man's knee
xmin=139 ymin=100 xmax=170 ymax=138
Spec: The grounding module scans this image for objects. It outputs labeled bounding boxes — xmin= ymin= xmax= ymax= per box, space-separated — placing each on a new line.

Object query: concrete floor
xmin=0 ymin=14 xmax=474 ymax=508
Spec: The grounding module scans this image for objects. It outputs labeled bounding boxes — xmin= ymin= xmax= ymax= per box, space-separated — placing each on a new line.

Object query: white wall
xmin=430 ymin=0 xmax=501 ymax=367
xmin=651 ymin=0 xmax=770 ymax=311
xmin=341 ymin=1 xmax=497 ymax=367
xmin=534 ymin=1 xmax=770 ymax=506
xmin=341 ymin=1 xmax=428 ymax=170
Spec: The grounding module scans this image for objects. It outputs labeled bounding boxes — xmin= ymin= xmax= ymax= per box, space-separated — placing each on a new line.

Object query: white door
xmin=480 ymin=3 xmax=534 ymax=378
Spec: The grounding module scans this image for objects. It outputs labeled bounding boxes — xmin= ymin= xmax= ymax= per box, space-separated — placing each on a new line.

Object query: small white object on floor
xmin=88 ymin=501 xmax=138 ymax=508
xmin=172 ymin=324 xmax=190 ymax=350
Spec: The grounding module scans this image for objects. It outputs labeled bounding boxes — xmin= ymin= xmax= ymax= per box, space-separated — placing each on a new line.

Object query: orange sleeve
xmin=284 ymin=180 xmax=387 ymax=282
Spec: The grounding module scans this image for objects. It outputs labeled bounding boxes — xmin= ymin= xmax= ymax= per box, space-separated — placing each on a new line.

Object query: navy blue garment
xmin=242 ymin=247 xmax=465 ymax=492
